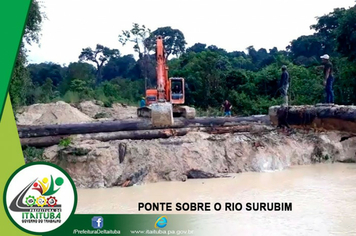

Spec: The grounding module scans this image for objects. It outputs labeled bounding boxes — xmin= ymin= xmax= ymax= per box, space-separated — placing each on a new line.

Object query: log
xmin=20 ymin=129 xmax=194 ymax=148
xmin=269 ymin=104 xmax=356 ymax=133
xmin=207 ymin=125 xmax=251 ymax=134
xmin=20 ymin=125 xmax=257 ymax=148
xmin=74 ymin=128 xmax=195 ymax=142
xmin=21 ymin=135 xmax=69 ymax=148
xmin=18 ymin=115 xmax=269 ymax=138
xmin=186 ymin=169 xmax=216 ymax=179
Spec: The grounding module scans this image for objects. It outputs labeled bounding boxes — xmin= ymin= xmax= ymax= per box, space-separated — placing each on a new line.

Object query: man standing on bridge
xmin=279 ymin=65 xmax=290 ymax=107
xmin=320 ymin=54 xmax=334 ymax=104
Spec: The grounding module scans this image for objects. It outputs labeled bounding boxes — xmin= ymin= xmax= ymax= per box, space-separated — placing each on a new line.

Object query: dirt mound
xmin=16 ymin=101 xmax=93 ymax=125
xmin=77 ymin=101 xmax=137 ymax=120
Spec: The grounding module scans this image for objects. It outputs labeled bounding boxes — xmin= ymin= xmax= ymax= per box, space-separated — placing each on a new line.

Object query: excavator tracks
xmin=137 ymin=107 xmax=151 ymax=118
xmin=173 ymin=105 xmax=196 ymax=119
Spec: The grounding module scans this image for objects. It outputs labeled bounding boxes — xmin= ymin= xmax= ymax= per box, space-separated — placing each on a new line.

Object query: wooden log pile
xmin=19 ymin=115 xmax=270 ymax=148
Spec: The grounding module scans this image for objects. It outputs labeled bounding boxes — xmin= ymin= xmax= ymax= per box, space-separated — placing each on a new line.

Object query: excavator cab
xmin=170 ymin=77 xmax=185 ymax=104
xmin=169 ymin=77 xmax=195 ymax=119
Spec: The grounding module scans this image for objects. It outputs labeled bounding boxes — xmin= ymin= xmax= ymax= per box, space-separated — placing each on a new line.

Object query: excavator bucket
xmin=150 ymin=102 xmax=174 ymax=127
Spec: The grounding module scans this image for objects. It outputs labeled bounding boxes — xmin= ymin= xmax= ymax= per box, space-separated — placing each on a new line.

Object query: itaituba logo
xmin=14 ymin=175 xmax=63 ymax=218
xmin=3 ymin=162 xmax=77 ymax=234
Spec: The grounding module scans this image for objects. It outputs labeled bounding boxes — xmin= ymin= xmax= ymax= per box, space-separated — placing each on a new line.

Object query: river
xmin=76 ymin=163 xmax=356 ymax=235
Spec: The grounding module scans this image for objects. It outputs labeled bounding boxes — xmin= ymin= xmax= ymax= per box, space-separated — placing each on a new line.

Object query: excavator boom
xmin=156 ymin=36 xmax=167 ymax=102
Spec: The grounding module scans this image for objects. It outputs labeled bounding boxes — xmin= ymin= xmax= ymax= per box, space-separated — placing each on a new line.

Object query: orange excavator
xmin=137 ymin=35 xmax=196 ymax=127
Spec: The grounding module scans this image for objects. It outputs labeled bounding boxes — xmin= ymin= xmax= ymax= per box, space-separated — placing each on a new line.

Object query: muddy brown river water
xmin=76 ymin=163 xmax=356 ymax=235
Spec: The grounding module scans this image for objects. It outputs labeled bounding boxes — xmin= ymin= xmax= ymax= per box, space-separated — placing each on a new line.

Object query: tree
xmin=23 ymin=0 xmax=45 ymax=46
xmin=176 ymin=51 xmax=231 ymax=108
xmin=246 ymin=46 xmax=259 ymax=65
xmin=149 ymin=26 xmax=187 ymax=59
xmin=336 ymin=5 xmax=356 ymax=62
xmin=27 ymin=62 xmax=64 ymax=86
xmin=288 ymin=34 xmax=324 ymax=64
xmin=228 ymin=50 xmax=247 ymax=59
xmin=225 ymin=70 xmax=250 ymax=91
xmin=118 ymin=23 xmax=152 ymax=60
xmin=311 ymin=7 xmax=346 ymax=56
xmin=186 ymin=43 xmax=207 ymax=53
xmin=118 ymin=23 xmax=153 ymax=86
xmin=101 ymin=55 xmax=137 ymax=81
xmin=9 ymin=0 xmax=44 ymax=110
xmin=311 ymin=8 xmax=346 ymax=36
xmin=246 ymin=46 xmax=274 ymax=70
xmin=9 ymin=52 xmax=32 ymax=107
xmin=206 ymin=45 xmax=227 ymax=55
xmin=59 ymin=62 xmax=96 ymax=95
xmin=79 ymin=44 xmax=120 ymax=83
xmin=40 ymin=78 xmax=54 ymax=103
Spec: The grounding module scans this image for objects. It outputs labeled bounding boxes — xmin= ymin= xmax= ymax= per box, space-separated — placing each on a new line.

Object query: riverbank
xmin=19 ymin=101 xmax=356 ymax=189
xmin=35 ymin=124 xmax=355 ymax=188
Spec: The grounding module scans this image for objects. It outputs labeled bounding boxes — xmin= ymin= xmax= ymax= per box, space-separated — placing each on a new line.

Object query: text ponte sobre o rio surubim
xmin=138 ymin=202 xmax=292 ymax=212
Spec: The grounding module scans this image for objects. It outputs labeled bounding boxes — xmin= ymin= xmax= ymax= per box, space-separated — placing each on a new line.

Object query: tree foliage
xmin=118 ymin=23 xmax=152 ymax=59
xmin=23 ymin=0 xmax=45 ymax=45
xmin=9 ymin=0 xmax=44 ymax=110
xmin=335 ymin=5 xmax=356 ymax=61
xmin=149 ymin=26 xmax=187 ymax=59
xmin=79 ymin=44 xmax=120 ymax=83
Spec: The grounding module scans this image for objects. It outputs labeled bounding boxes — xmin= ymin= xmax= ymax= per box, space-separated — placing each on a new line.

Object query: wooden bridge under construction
xmin=19 ymin=104 xmax=356 ymax=148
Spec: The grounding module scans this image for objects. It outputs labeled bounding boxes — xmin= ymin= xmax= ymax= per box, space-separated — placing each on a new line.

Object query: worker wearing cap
xmin=320 ymin=54 xmax=334 ymax=104
xmin=140 ymin=97 xmax=146 ymax=107
xmin=279 ymin=65 xmax=290 ymax=106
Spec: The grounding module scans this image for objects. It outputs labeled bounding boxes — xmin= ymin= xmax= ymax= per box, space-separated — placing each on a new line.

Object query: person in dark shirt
xmin=279 ymin=65 xmax=290 ymax=106
xmin=222 ymin=100 xmax=232 ymax=117
xmin=172 ymin=85 xmax=182 ymax=94
xmin=320 ymin=54 xmax=334 ymax=104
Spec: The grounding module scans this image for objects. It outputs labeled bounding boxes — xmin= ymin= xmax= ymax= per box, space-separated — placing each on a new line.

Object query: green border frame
xmin=0 ymin=0 xmax=32 ymax=121
xmin=3 ymin=162 xmax=78 ymax=235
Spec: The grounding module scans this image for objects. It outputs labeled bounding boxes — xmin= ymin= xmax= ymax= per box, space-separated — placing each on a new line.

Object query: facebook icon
xmin=91 ymin=216 xmax=104 ymax=229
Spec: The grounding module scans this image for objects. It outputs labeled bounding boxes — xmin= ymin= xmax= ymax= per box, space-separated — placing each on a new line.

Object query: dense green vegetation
xmin=9 ymin=2 xmax=356 ymax=116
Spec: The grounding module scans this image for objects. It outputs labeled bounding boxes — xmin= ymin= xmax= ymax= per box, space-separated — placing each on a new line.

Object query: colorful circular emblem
xmin=3 ymin=162 xmax=77 ymax=234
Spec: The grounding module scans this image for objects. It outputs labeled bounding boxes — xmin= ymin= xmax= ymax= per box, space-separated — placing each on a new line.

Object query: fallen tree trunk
xmin=20 ymin=129 xmax=194 ymax=148
xmin=20 ymin=125 xmax=256 ymax=148
xmin=21 ymin=136 xmax=69 ymax=148
xmin=18 ymin=115 xmax=269 ymax=138
xmin=75 ymin=128 xmax=195 ymax=142
xmin=206 ymin=125 xmax=252 ymax=134
xmin=269 ymin=104 xmax=356 ymax=133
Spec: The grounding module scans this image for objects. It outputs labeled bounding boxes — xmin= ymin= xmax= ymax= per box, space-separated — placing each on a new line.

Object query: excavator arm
xmin=155 ymin=36 xmax=169 ymax=102
xmin=149 ymin=36 xmax=174 ymax=127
